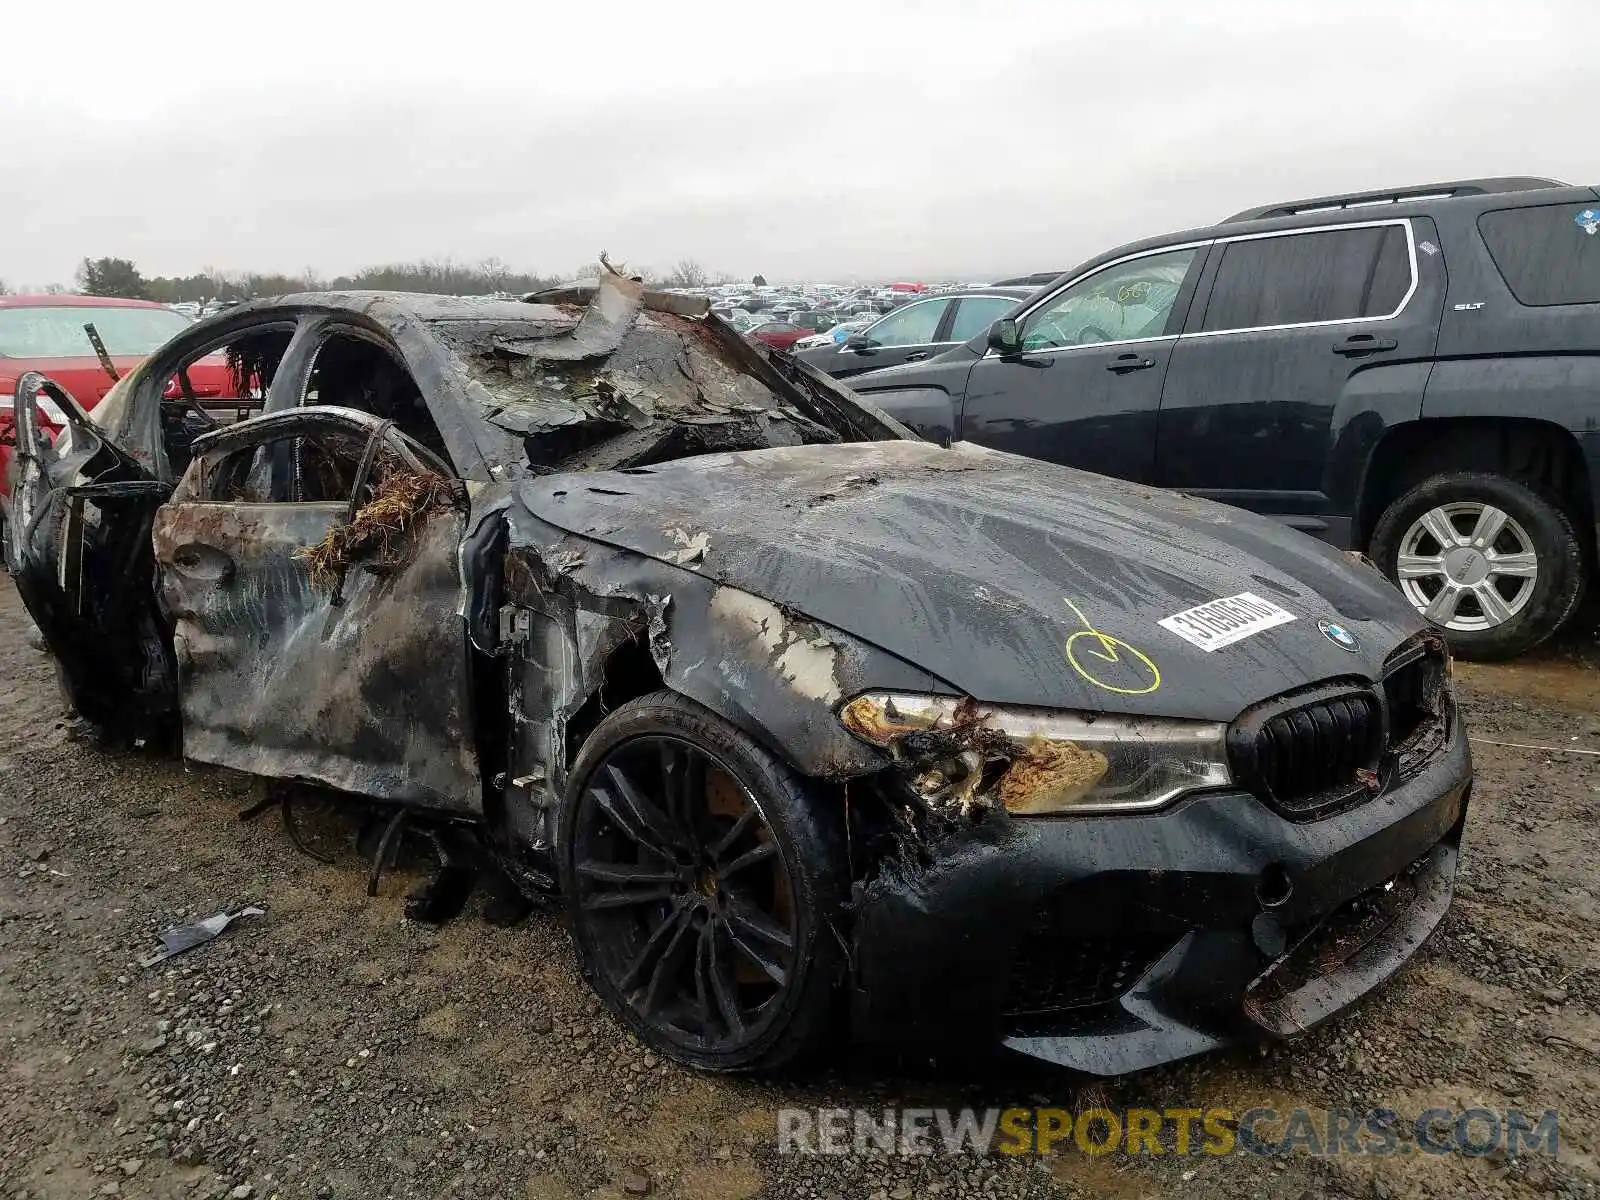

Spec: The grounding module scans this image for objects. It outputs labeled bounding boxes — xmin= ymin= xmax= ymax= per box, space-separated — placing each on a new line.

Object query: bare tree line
xmin=4 ymin=257 xmax=740 ymax=303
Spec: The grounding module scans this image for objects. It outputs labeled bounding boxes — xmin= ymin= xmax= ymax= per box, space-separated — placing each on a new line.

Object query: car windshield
xmin=0 ymin=305 xmax=190 ymax=358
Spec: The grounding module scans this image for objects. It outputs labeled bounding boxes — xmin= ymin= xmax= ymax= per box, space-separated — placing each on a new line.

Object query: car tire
xmin=558 ymin=690 xmax=846 ymax=1073
xmin=1369 ymin=471 xmax=1586 ymax=660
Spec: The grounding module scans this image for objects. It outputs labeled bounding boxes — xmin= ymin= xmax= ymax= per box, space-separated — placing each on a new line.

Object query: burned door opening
xmin=152 ymin=409 xmax=481 ymax=811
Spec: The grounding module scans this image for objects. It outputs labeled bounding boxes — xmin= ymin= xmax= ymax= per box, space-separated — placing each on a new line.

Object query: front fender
xmin=501 ymin=506 xmax=948 ymax=797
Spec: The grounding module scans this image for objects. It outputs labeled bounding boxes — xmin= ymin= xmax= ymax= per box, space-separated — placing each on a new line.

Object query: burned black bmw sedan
xmin=5 ymin=267 xmax=1469 ymax=1075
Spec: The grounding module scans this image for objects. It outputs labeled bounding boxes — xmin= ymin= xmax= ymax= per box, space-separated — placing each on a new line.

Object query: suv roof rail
xmin=1222 ymin=177 xmax=1571 ymax=223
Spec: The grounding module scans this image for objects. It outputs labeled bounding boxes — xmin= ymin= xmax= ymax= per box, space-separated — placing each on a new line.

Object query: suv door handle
xmin=904 ymin=351 xmax=930 ymax=362
xmin=1106 ymin=352 xmax=1155 ymax=373
xmin=1332 ymin=334 xmax=1398 ymax=357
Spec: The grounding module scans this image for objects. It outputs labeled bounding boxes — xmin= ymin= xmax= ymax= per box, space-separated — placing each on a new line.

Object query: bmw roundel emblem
xmin=1318 ymin=619 xmax=1360 ymax=652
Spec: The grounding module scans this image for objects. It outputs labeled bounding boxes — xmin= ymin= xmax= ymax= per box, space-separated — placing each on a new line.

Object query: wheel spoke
xmin=577 ymin=859 xmax=684 ymax=886
xmin=1472 ymin=581 xmax=1514 ymax=626
xmin=707 ymin=807 xmax=759 ymax=862
xmin=705 ymin=921 xmax=746 ymax=1039
xmin=591 ymin=763 xmax=689 ymax=857
xmin=1468 ymin=505 xmax=1509 ymax=548
xmin=1418 ymin=508 xmax=1463 ymax=551
xmin=581 ymin=884 xmax=678 ymax=911
xmin=1489 ymin=551 xmax=1538 ymax=579
xmin=721 ymin=898 xmax=793 ymax=985
xmin=1395 ymin=552 xmax=1445 ymax=581
xmin=721 ymin=913 xmax=789 ymax=986
xmin=691 ymin=918 xmax=714 ymax=1029
xmin=639 ymin=905 xmax=700 ymax=1017
xmin=618 ymin=897 xmax=694 ymax=992
xmin=718 ymin=840 xmax=778 ymax=879
xmin=1424 ymin=584 xmax=1464 ymax=624
xmin=658 ymin=741 xmax=705 ymax=843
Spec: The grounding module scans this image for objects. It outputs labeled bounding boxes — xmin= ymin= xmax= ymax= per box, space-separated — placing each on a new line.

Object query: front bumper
xmin=848 ymin=711 xmax=1470 ymax=1075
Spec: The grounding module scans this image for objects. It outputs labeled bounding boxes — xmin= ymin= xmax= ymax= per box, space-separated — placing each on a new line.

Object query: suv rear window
xmin=1478 ymin=204 xmax=1600 ymax=306
xmin=1200 ymin=224 xmax=1412 ymax=332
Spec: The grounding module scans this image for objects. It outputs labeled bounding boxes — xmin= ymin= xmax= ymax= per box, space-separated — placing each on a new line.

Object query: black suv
xmin=848 ymin=177 xmax=1600 ymax=658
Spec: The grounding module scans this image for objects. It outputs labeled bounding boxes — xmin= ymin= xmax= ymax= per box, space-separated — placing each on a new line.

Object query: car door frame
xmin=985 ymin=240 xmax=1215 ymax=360
xmin=943 ymin=293 xmax=1029 ymax=348
xmin=833 ymin=295 xmax=959 ymax=373
xmin=1158 ymin=216 xmax=1441 ymax=541
xmin=952 ymin=244 xmax=1212 ymax=480
xmin=152 ymin=403 xmax=483 ymax=813
xmin=5 ymin=371 xmax=178 ymax=738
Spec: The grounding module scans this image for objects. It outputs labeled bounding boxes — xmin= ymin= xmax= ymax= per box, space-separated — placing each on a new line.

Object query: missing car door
xmin=152 ymin=408 xmax=480 ymax=811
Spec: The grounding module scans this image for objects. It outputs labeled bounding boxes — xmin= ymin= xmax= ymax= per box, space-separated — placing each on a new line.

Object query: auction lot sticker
xmin=1159 ymin=592 xmax=1295 ymax=652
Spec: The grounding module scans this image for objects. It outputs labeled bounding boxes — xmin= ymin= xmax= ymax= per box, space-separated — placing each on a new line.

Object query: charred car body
xmin=5 ymin=268 xmax=1470 ymax=1075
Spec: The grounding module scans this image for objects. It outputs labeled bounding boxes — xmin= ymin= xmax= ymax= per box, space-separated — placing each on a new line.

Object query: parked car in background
xmin=791 ymin=310 xmax=836 ymax=334
xmin=0 ymin=295 xmax=232 ymax=496
xmin=745 ymin=320 xmax=811 ymax=350
xmin=794 ymin=316 xmax=877 ymax=351
xmin=847 ymin=177 xmax=1600 ymax=658
xmin=796 ymin=288 xmax=1032 ymax=379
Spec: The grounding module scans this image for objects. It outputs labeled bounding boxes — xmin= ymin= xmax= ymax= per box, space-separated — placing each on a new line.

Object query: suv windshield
xmin=0 ymin=306 xmax=191 ymax=358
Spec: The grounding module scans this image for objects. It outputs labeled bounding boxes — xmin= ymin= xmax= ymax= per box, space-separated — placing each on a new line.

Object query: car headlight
xmin=839 ymin=692 xmax=1231 ymax=816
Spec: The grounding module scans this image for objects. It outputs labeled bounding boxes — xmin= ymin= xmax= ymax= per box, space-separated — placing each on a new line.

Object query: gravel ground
xmin=1 ymin=580 xmax=1597 ymax=1200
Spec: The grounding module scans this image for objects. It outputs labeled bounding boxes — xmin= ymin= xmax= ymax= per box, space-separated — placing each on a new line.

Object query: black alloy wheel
xmin=560 ymin=692 xmax=844 ymax=1072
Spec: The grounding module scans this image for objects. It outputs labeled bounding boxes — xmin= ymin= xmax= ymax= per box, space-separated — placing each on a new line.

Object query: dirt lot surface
xmin=2 ymin=581 xmax=1597 ymax=1200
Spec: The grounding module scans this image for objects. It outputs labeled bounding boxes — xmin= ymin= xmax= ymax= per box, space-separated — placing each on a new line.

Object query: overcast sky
xmin=2 ymin=0 xmax=1596 ymax=287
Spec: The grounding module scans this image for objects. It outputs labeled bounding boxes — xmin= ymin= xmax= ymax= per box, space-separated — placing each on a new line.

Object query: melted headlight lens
xmin=839 ymin=692 xmax=1232 ymax=816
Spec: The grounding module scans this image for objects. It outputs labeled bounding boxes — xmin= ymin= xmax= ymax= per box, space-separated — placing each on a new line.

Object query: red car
xmin=744 ymin=320 xmax=811 ymax=351
xmin=0 ymin=295 xmax=232 ymax=495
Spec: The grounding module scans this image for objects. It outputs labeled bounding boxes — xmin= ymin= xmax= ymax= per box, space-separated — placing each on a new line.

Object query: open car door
xmin=150 ymin=407 xmax=482 ymax=813
xmin=4 ymin=372 xmax=177 ymax=739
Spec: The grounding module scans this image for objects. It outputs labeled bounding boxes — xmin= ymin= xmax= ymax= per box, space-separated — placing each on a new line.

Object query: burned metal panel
xmin=497 ymin=502 xmax=948 ymax=823
xmin=4 ymin=372 xmax=176 ymax=735
xmin=517 ymin=441 xmax=1429 ymax=723
xmin=413 ymin=266 xmax=911 ymax=478
xmin=152 ymin=499 xmax=481 ymax=811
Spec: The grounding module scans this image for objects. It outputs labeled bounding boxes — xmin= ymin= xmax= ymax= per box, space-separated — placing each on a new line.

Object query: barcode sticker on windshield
xmin=1159 ymin=593 xmax=1295 ymax=652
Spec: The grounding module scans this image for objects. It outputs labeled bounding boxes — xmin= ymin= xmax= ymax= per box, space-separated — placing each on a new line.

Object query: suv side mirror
xmin=845 ymin=333 xmax=875 ymax=352
xmin=987 ymin=318 xmax=1022 ymax=355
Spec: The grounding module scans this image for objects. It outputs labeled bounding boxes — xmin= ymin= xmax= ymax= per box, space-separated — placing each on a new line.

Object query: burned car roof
xmin=94 ymin=273 xmax=913 ymax=486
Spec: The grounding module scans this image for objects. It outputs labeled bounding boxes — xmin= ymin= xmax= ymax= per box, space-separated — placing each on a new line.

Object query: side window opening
xmin=1479 ymin=204 xmax=1600 ymax=307
xmin=161 ymin=328 xmax=287 ymax=479
xmin=1199 ymin=225 xmax=1413 ymax=333
xmin=207 ymin=430 xmax=370 ymax=504
xmin=948 ymin=296 xmax=1019 ymax=343
xmin=304 ymin=334 xmax=451 ymax=465
xmin=862 ymin=300 xmax=948 ymax=347
xmin=1020 ymin=248 xmax=1198 ymax=350
xmin=205 ymin=429 xmax=438 ymax=508
xmin=1363 ymin=225 xmax=1412 ymax=316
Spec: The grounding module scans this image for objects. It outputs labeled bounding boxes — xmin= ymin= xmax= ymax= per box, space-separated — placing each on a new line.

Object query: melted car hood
xmin=517 ymin=441 xmax=1426 ymax=722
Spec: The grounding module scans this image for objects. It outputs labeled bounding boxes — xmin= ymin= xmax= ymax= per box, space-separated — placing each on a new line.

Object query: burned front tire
xmin=559 ymin=691 xmax=846 ymax=1073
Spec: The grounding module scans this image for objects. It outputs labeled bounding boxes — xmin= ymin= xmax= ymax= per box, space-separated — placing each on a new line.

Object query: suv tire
xmin=1370 ymin=471 xmax=1585 ymax=660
